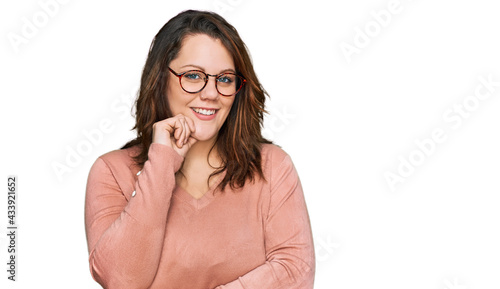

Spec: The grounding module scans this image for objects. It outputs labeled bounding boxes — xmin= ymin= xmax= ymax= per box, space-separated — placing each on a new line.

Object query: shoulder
xmin=261 ymin=143 xmax=287 ymax=159
xmin=260 ymin=143 xmax=295 ymax=177
xmin=98 ymin=145 xmax=141 ymax=170
xmin=259 ymin=144 xmax=303 ymax=215
xmin=261 ymin=143 xmax=293 ymax=163
xmin=89 ymin=145 xmax=141 ymax=187
xmin=87 ymin=145 xmax=142 ymax=199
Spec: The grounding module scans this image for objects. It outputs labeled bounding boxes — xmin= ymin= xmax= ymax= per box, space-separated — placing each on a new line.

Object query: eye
xmin=184 ymin=71 xmax=204 ymax=81
xmin=217 ymin=74 xmax=235 ymax=84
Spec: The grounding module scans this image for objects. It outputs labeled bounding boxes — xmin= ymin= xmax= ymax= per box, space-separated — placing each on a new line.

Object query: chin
xmin=192 ymin=129 xmax=219 ymax=142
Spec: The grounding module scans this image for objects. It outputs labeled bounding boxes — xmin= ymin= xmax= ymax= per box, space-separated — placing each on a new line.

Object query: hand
xmin=152 ymin=114 xmax=197 ymax=157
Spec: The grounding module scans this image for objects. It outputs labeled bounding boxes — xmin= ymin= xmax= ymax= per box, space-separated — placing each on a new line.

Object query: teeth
xmin=193 ymin=108 xmax=216 ymax=115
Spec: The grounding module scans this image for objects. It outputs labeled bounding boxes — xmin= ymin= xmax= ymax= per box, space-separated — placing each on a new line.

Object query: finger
xmin=185 ymin=116 xmax=196 ymax=133
xmin=183 ymin=118 xmax=191 ymax=144
xmin=162 ymin=121 xmax=174 ymax=136
xmin=177 ymin=118 xmax=187 ymax=148
xmin=185 ymin=136 xmax=198 ymax=148
xmin=166 ymin=119 xmax=180 ymax=148
xmin=172 ymin=119 xmax=183 ymax=140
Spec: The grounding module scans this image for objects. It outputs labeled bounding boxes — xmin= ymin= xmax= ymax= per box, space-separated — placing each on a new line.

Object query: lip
xmin=190 ymin=107 xmax=219 ymax=121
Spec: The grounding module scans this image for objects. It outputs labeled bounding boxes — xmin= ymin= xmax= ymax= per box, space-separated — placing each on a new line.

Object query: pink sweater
xmin=85 ymin=143 xmax=315 ymax=289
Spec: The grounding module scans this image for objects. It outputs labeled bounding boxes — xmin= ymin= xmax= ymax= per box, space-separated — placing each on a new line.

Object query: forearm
xmin=86 ymin=143 xmax=183 ymax=289
xmin=88 ymin=211 xmax=169 ymax=289
xmin=215 ymin=258 xmax=314 ymax=289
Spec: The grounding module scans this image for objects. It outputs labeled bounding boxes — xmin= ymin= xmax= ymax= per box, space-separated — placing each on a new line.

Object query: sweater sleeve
xmin=215 ymin=153 xmax=315 ymax=289
xmin=84 ymin=143 xmax=184 ymax=289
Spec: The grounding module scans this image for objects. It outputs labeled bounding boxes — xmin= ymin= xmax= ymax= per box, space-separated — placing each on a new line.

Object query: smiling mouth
xmin=191 ymin=107 xmax=218 ymax=116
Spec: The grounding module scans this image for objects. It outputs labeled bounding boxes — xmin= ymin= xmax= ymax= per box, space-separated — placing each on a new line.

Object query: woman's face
xmin=167 ymin=34 xmax=236 ymax=143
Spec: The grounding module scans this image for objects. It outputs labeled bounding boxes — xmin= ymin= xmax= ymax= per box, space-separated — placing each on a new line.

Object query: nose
xmin=200 ymin=75 xmax=219 ymax=100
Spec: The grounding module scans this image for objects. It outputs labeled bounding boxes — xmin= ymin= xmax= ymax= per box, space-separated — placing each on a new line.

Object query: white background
xmin=1 ymin=0 xmax=500 ymax=288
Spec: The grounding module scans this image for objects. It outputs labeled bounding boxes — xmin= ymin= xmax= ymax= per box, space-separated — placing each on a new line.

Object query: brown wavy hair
xmin=121 ymin=10 xmax=272 ymax=191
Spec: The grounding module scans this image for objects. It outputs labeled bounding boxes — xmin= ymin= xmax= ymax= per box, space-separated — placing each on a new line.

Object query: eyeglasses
xmin=168 ymin=67 xmax=246 ymax=97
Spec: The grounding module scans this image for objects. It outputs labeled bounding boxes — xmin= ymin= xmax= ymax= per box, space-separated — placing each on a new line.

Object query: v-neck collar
xmin=173 ymin=170 xmax=226 ymax=210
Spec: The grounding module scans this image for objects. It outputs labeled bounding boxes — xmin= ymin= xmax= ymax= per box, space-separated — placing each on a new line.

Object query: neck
xmin=176 ymin=137 xmax=222 ymax=192
xmin=181 ymin=137 xmax=221 ymax=173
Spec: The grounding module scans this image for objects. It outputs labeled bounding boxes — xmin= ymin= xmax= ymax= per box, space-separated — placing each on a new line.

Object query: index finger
xmin=185 ymin=116 xmax=196 ymax=133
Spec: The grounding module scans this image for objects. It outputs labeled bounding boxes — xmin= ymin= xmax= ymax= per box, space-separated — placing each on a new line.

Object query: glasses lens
xmin=181 ymin=71 xmax=206 ymax=93
xmin=217 ymin=73 xmax=242 ymax=96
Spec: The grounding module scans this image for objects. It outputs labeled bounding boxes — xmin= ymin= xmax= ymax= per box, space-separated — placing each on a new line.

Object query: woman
xmin=85 ymin=10 xmax=315 ymax=289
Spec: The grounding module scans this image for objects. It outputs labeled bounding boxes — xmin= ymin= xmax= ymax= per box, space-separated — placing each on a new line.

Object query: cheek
xmin=218 ymin=100 xmax=234 ymax=122
xmin=166 ymin=86 xmax=188 ymax=115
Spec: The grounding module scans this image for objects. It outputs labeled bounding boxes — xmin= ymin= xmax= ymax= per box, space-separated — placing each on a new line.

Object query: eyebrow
xmin=180 ymin=64 xmax=236 ymax=74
